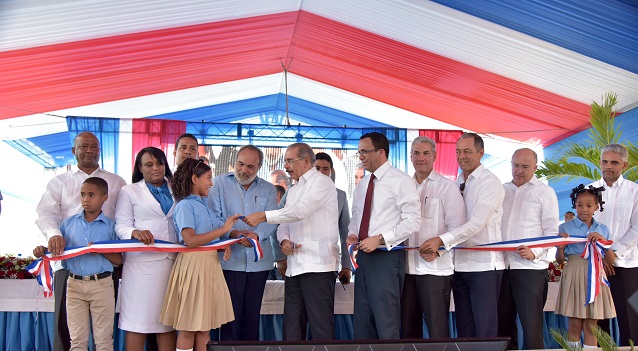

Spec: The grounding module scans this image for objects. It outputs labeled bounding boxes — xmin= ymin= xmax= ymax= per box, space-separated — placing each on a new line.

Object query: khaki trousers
xmin=66 ymin=275 xmax=115 ymax=351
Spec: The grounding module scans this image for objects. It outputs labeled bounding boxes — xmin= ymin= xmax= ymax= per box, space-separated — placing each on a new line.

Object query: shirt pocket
xmin=298 ymin=241 xmax=320 ymax=264
xmin=422 ymin=198 xmax=441 ymax=219
xmin=62 ymin=185 xmax=80 ymax=215
xmin=255 ymin=196 xmax=268 ymax=209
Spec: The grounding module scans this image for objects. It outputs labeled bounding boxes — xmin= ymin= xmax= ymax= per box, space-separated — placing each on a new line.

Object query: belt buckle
xmin=81 ymin=275 xmax=91 ymax=281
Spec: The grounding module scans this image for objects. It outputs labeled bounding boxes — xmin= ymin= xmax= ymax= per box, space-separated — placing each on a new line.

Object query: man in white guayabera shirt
xmin=499 ymin=148 xmax=559 ymax=350
xmin=243 ymin=143 xmax=340 ymax=341
xmin=419 ymin=132 xmax=504 ymax=338
xmin=401 ymin=136 xmax=466 ymax=339
xmin=35 ymin=132 xmax=126 ymax=351
xmin=593 ymin=144 xmax=638 ymax=345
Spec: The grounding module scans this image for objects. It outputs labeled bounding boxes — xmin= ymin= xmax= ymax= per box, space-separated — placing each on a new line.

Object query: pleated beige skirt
xmin=555 ymin=255 xmax=616 ymax=319
xmin=159 ymin=251 xmax=234 ymax=331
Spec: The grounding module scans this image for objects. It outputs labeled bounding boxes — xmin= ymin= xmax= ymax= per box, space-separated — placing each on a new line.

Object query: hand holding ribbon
xmin=27 ymin=237 xmax=264 ymax=297
xmin=581 ymin=233 xmax=613 ymax=305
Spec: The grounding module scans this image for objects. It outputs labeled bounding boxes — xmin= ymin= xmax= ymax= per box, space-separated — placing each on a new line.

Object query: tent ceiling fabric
xmin=1 ymin=0 xmax=637 ymax=147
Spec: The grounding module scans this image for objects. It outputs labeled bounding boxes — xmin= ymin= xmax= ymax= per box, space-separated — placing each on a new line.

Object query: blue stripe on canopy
xmin=432 ymin=0 xmax=638 ymax=74
xmin=148 ymin=94 xmax=392 ymax=128
xmin=7 ymin=95 xmax=392 ymax=169
xmin=4 ymin=132 xmax=74 ymax=169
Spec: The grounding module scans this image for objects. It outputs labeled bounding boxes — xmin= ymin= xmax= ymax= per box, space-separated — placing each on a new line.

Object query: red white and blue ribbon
xmin=30 ymin=237 xmax=262 ymax=297
xmin=26 ymin=258 xmax=53 ymax=297
xmin=248 ymin=236 xmax=264 ymax=262
xmin=452 ymin=235 xmax=595 ymax=251
xmin=349 ymin=235 xmax=613 ymax=308
xmin=348 ymin=244 xmax=359 ymax=271
xmin=581 ymin=239 xmax=612 ymax=305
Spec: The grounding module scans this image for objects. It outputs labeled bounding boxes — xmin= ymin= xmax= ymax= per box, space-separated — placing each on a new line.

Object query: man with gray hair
xmin=243 ymin=143 xmax=340 ymax=340
xmin=401 ymin=136 xmax=466 ymax=338
xmin=592 ymin=144 xmax=638 ymax=345
xmin=208 ymin=145 xmax=279 ymax=341
xmin=270 ymin=169 xmax=291 ymax=190
xmin=499 ymin=148 xmax=559 ymax=349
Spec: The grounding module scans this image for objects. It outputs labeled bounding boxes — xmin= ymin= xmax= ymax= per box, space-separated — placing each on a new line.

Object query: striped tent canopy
xmin=1 ymin=0 xmax=637 ymax=167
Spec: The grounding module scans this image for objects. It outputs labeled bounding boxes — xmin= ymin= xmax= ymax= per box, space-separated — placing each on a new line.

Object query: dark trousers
xmin=599 ymin=267 xmax=638 ymax=346
xmin=354 ymin=249 xmax=405 ymax=340
xmin=454 ymin=270 xmax=503 ymax=338
xmin=498 ymin=269 xmax=548 ymax=349
xmin=220 ymin=270 xmax=270 ymax=341
xmin=401 ymin=273 xmax=452 ymax=339
xmin=283 ymin=271 xmax=336 ymax=341
xmin=53 ymin=269 xmax=71 ymax=351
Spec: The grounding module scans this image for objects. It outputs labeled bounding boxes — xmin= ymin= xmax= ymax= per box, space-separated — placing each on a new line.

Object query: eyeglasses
xmin=459 ymin=182 xmax=466 ymax=193
xmin=356 ymin=149 xmax=379 ymax=157
xmin=284 ymin=158 xmax=304 ymax=165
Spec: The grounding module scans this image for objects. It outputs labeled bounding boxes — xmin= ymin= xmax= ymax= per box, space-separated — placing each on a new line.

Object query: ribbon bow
xmin=581 ymin=239 xmax=612 ymax=305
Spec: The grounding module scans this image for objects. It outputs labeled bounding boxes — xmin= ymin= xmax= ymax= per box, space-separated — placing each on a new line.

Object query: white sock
xmin=176 ymin=349 xmax=193 ymax=351
xmin=568 ymin=341 xmax=581 ymax=350
xmin=583 ymin=345 xmax=597 ymax=348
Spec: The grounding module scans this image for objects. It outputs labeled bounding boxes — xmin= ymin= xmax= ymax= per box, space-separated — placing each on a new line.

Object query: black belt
xmin=69 ymin=271 xmax=112 ymax=281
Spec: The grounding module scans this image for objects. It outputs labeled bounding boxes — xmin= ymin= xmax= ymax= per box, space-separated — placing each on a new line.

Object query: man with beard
xmin=207 ymin=145 xmax=279 ymax=341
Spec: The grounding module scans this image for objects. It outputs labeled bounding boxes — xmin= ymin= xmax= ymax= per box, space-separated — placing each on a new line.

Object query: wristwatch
xmin=378 ymin=235 xmax=385 ymax=245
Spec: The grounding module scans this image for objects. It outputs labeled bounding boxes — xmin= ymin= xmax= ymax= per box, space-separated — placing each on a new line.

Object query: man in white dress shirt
xmin=347 ymin=132 xmax=421 ymax=340
xmin=593 ymin=144 xmax=638 ymax=345
xmin=402 ymin=136 xmax=466 ymax=338
xmin=35 ymin=132 xmax=126 ymax=351
xmin=243 ymin=143 xmax=340 ymax=340
xmin=420 ymin=132 xmax=504 ymax=338
xmin=499 ymin=148 xmax=559 ymax=349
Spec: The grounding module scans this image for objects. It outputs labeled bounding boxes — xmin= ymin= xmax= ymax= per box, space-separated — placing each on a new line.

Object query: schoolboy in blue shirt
xmin=60 ymin=177 xmax=121 ymax=351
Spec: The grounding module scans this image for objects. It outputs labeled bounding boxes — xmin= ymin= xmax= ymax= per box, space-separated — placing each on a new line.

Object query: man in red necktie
xmin=346 ymin=132 xmax=421 ymax=340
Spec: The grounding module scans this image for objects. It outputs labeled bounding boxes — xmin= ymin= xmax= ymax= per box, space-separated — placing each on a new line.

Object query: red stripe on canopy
xmin=0 ymin=10 xmax=590 ymax=145
xmin=0 ymin=12 xmax=298 ymax=119
xmin=287 ymin=12 xmax=590 ymax=145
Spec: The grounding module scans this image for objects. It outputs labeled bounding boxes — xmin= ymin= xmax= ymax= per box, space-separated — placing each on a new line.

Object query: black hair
xmin=83 ymin=177 xmax=108 ymax=195
xmin=315 ymin=152 xmax=333 ymax=169
xmin=360 ymin=132 xmax=389 ymax=156
xmin=171 ymin=158 xmax=211 ymax=200
xmin=175 ymin=133 xmax=198 ymax=147
xmin=274 ymin=185 xmax=286 ymax=199
xmin=132 ymin=147 xmax=173 ymax=183
xmin=564 ymin=211 xmax=575 ymax=216
xmin=459 ymin=132 xmax=484 ymax=152
xmin=570 ymin=184 xmax=605 ymax=212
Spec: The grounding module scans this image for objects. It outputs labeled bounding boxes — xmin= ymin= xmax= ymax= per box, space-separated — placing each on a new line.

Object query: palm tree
xmin=536 ymin=92 xmax=638 ymax=182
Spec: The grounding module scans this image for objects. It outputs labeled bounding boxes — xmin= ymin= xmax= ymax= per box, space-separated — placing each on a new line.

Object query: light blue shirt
xmin=60 ymin=212 xmax=115 ymax=276
xmin=559 ymin=216 xmax=611 ymax=256
xmin=208 ymin=173 xmax=278 ymax=271
xmin=173 ymin=195 xmax=219 ymax=244
xmin=146 ymin=181 xmax=173 ymax=215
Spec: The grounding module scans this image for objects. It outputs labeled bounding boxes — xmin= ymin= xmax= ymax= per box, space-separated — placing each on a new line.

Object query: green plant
xmin=550 ymin=328 xmax=580 ymax=351
xmin=536 ymin=93 xmax=638 ymax=182
xmin=550 ymin=326 xmax=634 ymax=351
